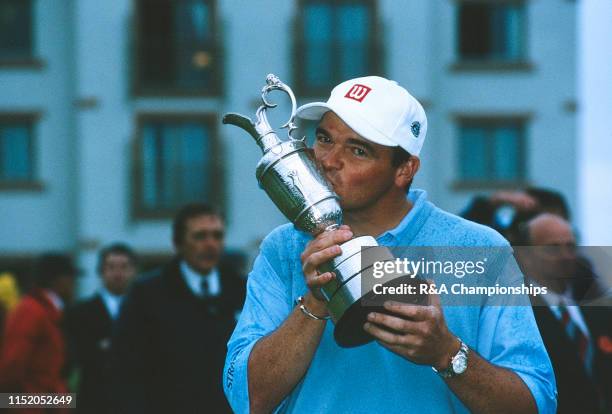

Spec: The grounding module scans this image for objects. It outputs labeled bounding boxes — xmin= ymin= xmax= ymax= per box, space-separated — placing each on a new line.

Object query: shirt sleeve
xmin=477 ymin=255 xmax=558 ymax=414
xmin=223 ymin=236 xmax=293 ymax=414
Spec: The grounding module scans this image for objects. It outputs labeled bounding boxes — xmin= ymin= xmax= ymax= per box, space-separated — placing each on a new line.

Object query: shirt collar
xmin=180 ymin=261 xmax=219 ymax=297
xmin=99 ymin=287 xmax=123 ymax=319
xmin=376 ymin=189 xmax=433 ymax=246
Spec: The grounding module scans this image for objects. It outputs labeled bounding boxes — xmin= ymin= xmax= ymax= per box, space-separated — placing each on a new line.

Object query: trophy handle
xmin=260 ymin=74 xmax=302 ymax=142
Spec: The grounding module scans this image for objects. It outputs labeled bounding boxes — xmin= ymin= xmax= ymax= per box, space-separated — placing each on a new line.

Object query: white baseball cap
xmin=296 ymin=76 xmax=427 ymax=156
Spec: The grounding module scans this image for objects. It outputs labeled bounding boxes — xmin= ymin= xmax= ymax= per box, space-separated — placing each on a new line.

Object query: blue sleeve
xmin=477 ymin=256 xmax=557 ymax=414
xmin=223 ymin=240 xmax=293 ymax=414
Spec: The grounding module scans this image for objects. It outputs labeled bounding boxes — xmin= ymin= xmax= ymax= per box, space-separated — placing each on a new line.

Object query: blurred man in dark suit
xmin=65 ymin=243 xmax=138 ymax=413
xmin=112 ymin=204 xmax=245 ymax=413
xmin=517 ymin=213 xmax=611 ymax=413
xmin=0 ymin=253 xmax=78 ymax=413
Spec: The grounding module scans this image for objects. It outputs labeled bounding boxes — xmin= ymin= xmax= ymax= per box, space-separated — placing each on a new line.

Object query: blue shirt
xmin=224 ymin=189 xmax=557 ymax=413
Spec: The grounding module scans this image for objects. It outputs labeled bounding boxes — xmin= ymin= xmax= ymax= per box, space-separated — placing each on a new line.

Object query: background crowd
xmin=0 ymin=189 xmax=610 ymax=413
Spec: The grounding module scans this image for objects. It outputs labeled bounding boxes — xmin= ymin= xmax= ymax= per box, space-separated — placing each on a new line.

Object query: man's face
xmin=176 ymin=214 xmax=225 ymax=275
xmin=101 ymin=253 xmax=137 ymax=296
xmin=528 ymin=214 xmax=577 ymax=290
xmin=313 ymin=112 xmax=399 ymax=212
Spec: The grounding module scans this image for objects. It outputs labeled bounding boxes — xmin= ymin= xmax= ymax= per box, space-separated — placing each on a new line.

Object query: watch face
xmin=452 ymin=353 xmax=468 ymax=374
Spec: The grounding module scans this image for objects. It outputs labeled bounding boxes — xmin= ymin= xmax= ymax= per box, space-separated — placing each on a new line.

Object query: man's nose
xmin=319 ymin=146 xmax=342 ymax=171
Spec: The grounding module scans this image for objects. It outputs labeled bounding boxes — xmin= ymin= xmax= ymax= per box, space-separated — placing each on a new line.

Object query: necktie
xmin=201 ymin=277 xmax=209 ymax=298
xmin=558 ymin=303 xmax=593 ymax=375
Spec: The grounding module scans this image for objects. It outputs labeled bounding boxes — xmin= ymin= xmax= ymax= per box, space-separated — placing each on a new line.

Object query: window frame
xmin=452 ymin=0 xmax=532 ymax=72
xmin=131 ymin=112 xmax=223 ymax=219
xmin=132 ymin=0 xmax=223 ymax=97
xmin=0 ymin=112 xmax=43 ymax=191
xmin=453 ymin=114 xmax=530 ymax=190
xmin=293 ymin=0 xmax=383 ymax=97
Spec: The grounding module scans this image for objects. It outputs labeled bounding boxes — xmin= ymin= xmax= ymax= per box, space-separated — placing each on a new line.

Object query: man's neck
xmin=344 ymin=195 xmax=412 ymax=237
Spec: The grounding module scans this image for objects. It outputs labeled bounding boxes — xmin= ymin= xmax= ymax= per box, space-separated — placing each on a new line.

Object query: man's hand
xmin=363 ymin=287 xmax=459 ymax=370
xmin=300 ymin=225 xmax=353 ymax=304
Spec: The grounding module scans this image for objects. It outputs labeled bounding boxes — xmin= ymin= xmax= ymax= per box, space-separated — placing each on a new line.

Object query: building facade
xmin=0 ymin=0 xmax=577 ymax=295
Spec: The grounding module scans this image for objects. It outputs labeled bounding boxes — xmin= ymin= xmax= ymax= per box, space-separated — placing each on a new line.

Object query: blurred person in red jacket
xmin=0 ymin=253 xmax=78 ymax=403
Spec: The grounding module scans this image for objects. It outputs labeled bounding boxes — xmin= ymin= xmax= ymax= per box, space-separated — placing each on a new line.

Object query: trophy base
xmin=318 ymin=236 xmax=428 ymax=348
xmin=332 ymin=274 xmax=428 ymax=348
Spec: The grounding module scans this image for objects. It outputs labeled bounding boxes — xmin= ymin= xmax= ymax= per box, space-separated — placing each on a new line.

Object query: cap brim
xmin=296 ymin=102 xmax=331 ymax=121
xmin=296 ymin=102 xmax=398 ymax=148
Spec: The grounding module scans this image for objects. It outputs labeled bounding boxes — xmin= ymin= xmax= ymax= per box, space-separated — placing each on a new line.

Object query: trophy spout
xmin=222 ymin=113 xmax=259 ymax=141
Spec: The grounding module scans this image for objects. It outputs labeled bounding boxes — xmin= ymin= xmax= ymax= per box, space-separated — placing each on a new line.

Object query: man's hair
xmin=525 ymin=187 xmax=570 ymax=220
xmin=172 ymin=203 xmax=223 ymax=246
xmin=34 ymin=253 xmax=78 ymax=288
xmin=97 ymin=242 xmax=137 ymax=274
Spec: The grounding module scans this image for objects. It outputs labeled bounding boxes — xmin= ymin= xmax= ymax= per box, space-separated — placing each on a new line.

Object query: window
xmin=135 ymin=0 xmax=220 ymax=95
xmin=133 ymin=114 xmax=221 ymax=218
xmin=457 ymin=0 xmax=526 ymax=64
xmin=0 ymin=0 xmax=33 ymax=62
xmin=457 ymin=118 xmax=527 ymax=186
xmin=0 ymin=115 xmax=36 ymax=188
xmin=295 ymin=0 xmax=381 ymax=96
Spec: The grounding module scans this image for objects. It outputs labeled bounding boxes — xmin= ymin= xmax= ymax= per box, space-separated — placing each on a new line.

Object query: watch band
xmin=295 ymin=296 xmax=330 ymax=321
xmin=432 ymin=338 xmax=469 ymax=378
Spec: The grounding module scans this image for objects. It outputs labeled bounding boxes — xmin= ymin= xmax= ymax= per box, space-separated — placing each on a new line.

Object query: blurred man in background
xmin=112 ymin=204 xmax=245 ymax=413
xmin=65 ymin=243 xmax=138 ymax=414
xmin=0 ymin=253 xmax=78 ymax=403
xmin=516 ymin=213 xmax=611 ymax=413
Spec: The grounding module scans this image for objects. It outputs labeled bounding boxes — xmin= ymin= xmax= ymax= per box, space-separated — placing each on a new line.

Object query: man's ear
xmin=395 ymin=156 xmax=420 ymax=188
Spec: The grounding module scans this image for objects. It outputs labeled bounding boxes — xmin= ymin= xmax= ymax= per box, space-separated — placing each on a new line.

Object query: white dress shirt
xmin=180 ymin=261 xmax=220 ymax=298
xmin=99 ymin=287 xmax=123 ymax=320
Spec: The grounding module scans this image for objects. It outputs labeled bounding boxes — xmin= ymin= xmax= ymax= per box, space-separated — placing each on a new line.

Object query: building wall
xmin=0 ymin=0 xmax=579 ymax=295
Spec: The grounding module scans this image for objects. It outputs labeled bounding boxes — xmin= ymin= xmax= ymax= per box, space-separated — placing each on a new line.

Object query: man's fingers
xmin=302 ymin=245 xmax=343 ymax=275
xmin=307 ymin=229 xmax=353 ymax=253
xmin=306 ymin=272 xmax=335 ymax=289
xmin=382 ymin=301 xmax=433 ymax=321
xmin=424 ymin=279 xmax=442 ymax=308
xmin=367 ymin=312 xmax=421 ymax=334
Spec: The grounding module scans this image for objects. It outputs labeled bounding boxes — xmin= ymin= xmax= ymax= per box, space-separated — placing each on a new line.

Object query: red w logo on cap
xmin=344 ymin=84 xmax=372 ymax=102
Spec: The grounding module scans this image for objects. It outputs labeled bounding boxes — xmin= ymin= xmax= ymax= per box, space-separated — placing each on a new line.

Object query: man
xmin=64 ymin=243 xmax=138 ymax=413
xmin=112 ymin=204 xmax=245 ymax=413
xmin=224 ymin=76 xmax=556 ymax=413
xmin=0 ymin=254 xmax=77 ymax=402
xmin=518 ymin=213 xmax=611 ymax=413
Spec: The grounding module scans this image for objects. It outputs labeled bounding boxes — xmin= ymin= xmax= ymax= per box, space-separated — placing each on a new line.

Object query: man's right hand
xmin=300 ymin=225 xmax=353 ymax=302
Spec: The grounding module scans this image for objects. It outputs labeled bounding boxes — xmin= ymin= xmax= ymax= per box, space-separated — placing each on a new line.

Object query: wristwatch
xmin=432 ymin=338 xmax=469 ymax=378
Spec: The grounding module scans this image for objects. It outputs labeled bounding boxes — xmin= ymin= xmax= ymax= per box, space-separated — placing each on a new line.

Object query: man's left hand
xmin=363 ymin=289 xmax=460 ymax=371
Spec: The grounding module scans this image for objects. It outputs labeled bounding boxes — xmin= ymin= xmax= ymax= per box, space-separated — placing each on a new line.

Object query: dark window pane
xmin=0 ymin=0 xmax=32 ymax=59
xmin=492 ymin=125 xmax=521 ymax=180
xmin=139 ymin=119 xmax=211 ymax=211
xmin=300 ymin=0 xmax=375 ymax=91
xmin=458 ymin=121 xmax=525 ymax=182
xmin=138 ymin=0 xmax=215 ymax=92
xmin=459 ymin=126 xmax=488 ymax=180
xmin=458 ymin=2 xmax=524 ymax=61
xmin=0 ymin=122 xmax=33 ymax=181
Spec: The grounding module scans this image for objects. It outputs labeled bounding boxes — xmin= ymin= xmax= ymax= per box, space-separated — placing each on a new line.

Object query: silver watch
xmin=432 ymin=338 xmax=469 ymax=378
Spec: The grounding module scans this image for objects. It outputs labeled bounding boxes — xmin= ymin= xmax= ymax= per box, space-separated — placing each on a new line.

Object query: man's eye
xmin=351 ymin=147 xmax=368 ymax=157
xmin=316 ymin=134 xmax=331 ymax=144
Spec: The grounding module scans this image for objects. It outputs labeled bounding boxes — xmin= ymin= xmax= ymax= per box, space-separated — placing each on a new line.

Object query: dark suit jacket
xmin=532 ymin=298 xmax=612 ymax=413
xmin=64 ymin=295 xmax=114 ymax=414
xmin=112 ymin=258 xmax=245 ymax=414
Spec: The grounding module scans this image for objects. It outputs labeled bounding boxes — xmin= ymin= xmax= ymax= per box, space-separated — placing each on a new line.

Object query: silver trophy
xmin=223 ymin=74 xmax=421 ymax=347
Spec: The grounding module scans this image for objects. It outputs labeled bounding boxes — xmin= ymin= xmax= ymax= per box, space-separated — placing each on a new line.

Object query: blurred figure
xmin=64 ymin=243 xmax=138 ymax=414
xmin=461 ymin=187 xmax=569 ymax=237
xmin=112 ymin=204 xmax=245 ymax=413
xmin=0 ymin=254 xmax=78 ymax=409
xmin=517 ymin=213 xmax=611 ymax=413
xmin=0 ymin=272 xmax=20 ymax=347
